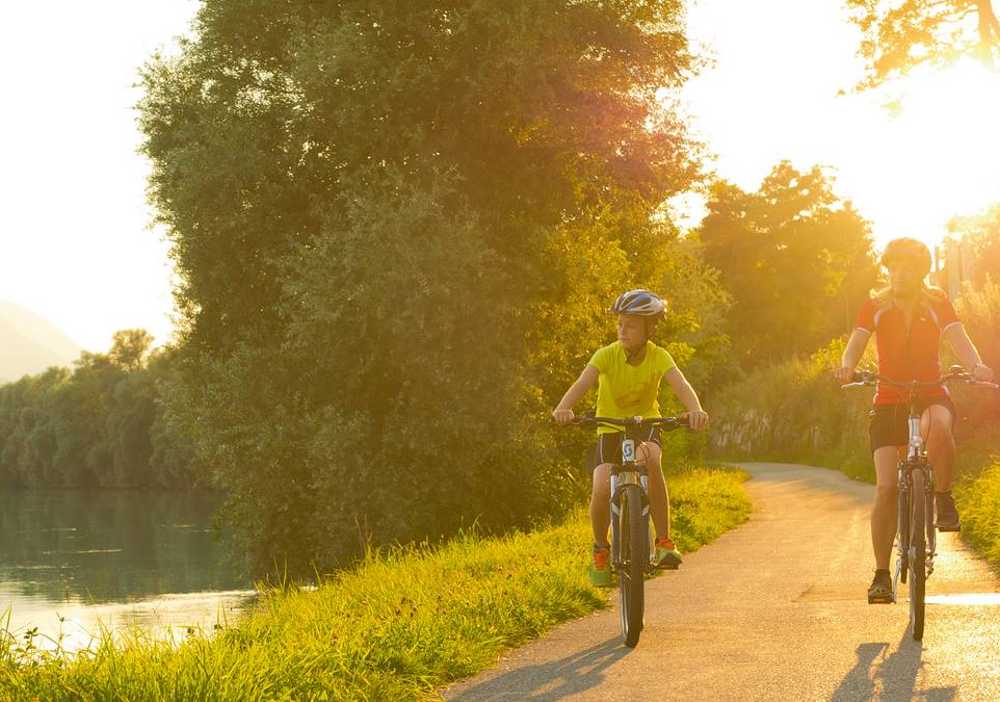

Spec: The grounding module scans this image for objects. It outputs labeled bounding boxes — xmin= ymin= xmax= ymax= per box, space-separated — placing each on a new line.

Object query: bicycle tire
xmin=909 ymin=468 xmax=927 ymax=641
xmin=925 ymin=479 xmax=936 ymax=566
xmin=618 ymin=484 xmax=646 ymax=648
xmin=897 ymin=471 xmax=910 ymax=586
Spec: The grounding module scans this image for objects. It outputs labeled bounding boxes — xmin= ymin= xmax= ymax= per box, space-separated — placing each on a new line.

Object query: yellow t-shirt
xmin=588 ymin=341 xmax=677 ymax=435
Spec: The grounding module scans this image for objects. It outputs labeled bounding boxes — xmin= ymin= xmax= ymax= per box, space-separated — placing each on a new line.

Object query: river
xmin=0 ymin=489 xmax=255 ymax=652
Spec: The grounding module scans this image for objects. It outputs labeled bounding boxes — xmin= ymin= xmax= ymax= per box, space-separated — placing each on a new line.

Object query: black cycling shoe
xmin=935 ymin=491 xmax=961 ymax=532
xmin=868 ymin=569 xmax=894 ymax=604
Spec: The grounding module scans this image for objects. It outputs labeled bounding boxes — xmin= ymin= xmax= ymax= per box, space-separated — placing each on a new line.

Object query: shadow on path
xmin=831 ymin=633 xmax=956 ymax=701
xmin=448 ymin=637 xmax=630 ymax=702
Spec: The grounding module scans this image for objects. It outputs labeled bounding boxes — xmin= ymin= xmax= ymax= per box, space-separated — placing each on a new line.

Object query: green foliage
xmin=139 ymin=0 xmax=707 ymax=574
xmin=711 ymin=337 xmax=877 ymax=480
xmin=0 ymin=333 xmax=196 ymax=489
xmin=955 ymin=458 xmax=1000 ymax=572
xmin=0 ymin=467 xmax=749 ymax=701
xmin=696 ymin=162 xmax=878 ymax=374
xmin=848 ymin=0 xmax=1000 ymax=88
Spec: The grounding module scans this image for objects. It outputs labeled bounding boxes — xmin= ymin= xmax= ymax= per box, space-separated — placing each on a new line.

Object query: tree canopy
xmin=696 ymin=162 xmax=878 ymax=372
xmin=849 ymin=0 xmax=1000 ymax=87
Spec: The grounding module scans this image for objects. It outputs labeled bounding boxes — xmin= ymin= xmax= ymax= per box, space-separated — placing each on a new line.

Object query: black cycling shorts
xmin=588 ymin=427 xmax=661 ymax=471
xmin=868 ymin=397 xmax=956 ymax=453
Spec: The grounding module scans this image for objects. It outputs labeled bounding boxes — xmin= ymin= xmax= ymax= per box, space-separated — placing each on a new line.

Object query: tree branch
xmin=975 ymin=0 xmax=1000 ymax=45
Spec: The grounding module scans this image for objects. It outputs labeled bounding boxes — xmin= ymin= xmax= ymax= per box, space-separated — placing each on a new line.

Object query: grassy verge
xmin=954 ymin=453 xmax=1000 ymax=574
xmin=0 ymin=466 xmax=749 ymax=702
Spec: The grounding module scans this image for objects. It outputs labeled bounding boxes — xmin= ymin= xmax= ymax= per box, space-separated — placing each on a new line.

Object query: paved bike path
xmin=443 ymin=463 xmax=1000 ymax=701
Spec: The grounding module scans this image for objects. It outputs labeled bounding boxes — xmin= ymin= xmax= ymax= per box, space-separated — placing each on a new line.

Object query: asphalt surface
xmin=443 ymin=463 xmax=1000 ymax=702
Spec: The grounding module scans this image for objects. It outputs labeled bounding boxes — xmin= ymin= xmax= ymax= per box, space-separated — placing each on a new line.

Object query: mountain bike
xmin=842 ymin=367 xmax=998 ymax=640
xmin=571 ymin=415 xmax=689 ymax=648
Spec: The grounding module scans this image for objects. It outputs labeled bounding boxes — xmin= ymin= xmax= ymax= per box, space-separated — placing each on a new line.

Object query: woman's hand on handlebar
xmin=973 ymin=364 xmax=995 ymax=383
xmin=552 ymin=408 xmax=575 ymax=425
xmin=833 ymin=366 xmax=855 ymax=384
xmin=682 ymin=410 xmax=709 ymax=431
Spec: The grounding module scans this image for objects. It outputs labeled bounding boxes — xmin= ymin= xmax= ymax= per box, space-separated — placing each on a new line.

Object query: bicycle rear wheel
xmin=618 ymin=484 xmax=646 ymax=648
xmin=909 ymin=468 xmax=927 ymax=641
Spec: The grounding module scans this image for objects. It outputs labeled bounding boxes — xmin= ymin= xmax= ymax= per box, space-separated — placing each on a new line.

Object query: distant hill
xmin=0 ymin=301 xmax=83 ymax=382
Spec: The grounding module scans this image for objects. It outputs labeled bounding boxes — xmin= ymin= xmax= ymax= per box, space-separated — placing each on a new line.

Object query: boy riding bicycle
xmin=552 ymin=290 xmax=710 ymax=586
xmin=834 ymin=238 xmax=994 ymax=603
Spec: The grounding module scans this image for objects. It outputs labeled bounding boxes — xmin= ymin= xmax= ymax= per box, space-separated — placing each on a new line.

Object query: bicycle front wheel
xmin=909 ymin=468 xmax=927 ymax=641
xmin=897 ymin=476 xmax=910 ymax=586
xmin=618 ymin=484 xmax=647 ymax=648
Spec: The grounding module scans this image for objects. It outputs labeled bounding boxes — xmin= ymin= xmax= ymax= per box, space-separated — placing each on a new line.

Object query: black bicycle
xmin=570 ymin=414 xmax=689 ymax=647
xmin=842 ymin=366 xmax=997 ymax=640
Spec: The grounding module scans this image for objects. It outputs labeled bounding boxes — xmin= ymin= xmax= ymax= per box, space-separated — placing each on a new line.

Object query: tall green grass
xmin=0 ymin=467 xmax=750 ymax=702
xmin=955 ymin=456 xmax=1000 ymax=573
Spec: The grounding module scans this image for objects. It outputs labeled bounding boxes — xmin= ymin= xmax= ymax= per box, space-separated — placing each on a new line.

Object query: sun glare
xmin=676 ymin=0 xmax=1000 ymax=258
xmin=841 ymin=59 xmax=1000 ymax=252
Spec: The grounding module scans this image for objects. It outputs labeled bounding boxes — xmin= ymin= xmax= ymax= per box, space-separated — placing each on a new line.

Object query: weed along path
xmin=443 ymin=463 xmax=1000 ymax=702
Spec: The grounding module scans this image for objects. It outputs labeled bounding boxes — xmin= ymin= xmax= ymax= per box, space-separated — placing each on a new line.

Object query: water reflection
xmin=0 ymin=490 xmax=253 ymax=650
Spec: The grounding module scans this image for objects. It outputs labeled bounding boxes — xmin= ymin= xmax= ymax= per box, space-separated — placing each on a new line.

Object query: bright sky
xmin=0 ymin=1 xmax=199 ymax=351
xmin=1 ymin=1 xmax=998 ymax=352
xmin=680 ymin=0 xmax=1000 ymax=252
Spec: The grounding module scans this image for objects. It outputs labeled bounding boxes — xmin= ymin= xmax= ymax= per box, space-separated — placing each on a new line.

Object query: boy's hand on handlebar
xmin=683 ymin=410 xmax=709 ymax=431
xmin=552 ymin=408 xmax=575 ymax=425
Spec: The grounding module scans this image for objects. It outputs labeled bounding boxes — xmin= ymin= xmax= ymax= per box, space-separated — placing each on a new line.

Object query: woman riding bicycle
xmin=552 ymin=289 xmax=710 ymax=586
xmin=834 ymin=238 xmax=994 ymax=603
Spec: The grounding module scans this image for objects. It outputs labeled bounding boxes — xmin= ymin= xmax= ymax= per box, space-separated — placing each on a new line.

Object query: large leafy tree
xmin=139 ymin=1 xmax=704 ymax=573
xmin=849 ymin=0 xmax=1000 ymax=87
xmin=696 ymin=162 xmax=878 ymax=372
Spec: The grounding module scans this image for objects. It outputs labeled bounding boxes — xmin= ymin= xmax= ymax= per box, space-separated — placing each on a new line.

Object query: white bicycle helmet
xmin=610 ymin=289 xmax=666 ymax=318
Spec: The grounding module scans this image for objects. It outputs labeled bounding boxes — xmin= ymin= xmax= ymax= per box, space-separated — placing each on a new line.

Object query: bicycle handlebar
xmin=570 ymin=415 xmax=691 ymax=432
xmin=841 ymin=369 xmax=999 ymax=391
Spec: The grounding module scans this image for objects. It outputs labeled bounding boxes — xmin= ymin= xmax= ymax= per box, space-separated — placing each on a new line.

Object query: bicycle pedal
xmin=867 ymin=594 xmax=894 ymax=605
xmin=936 ymin=524 xmax=960 ymax=533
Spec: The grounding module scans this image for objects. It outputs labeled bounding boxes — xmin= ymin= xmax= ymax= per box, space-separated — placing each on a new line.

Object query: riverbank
xmin=0 ymin=466 xmax=750 ymax=701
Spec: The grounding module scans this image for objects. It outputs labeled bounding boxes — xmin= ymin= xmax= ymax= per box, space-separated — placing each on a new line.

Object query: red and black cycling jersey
xmin=855 ymin=292 xmax=961 ymax=406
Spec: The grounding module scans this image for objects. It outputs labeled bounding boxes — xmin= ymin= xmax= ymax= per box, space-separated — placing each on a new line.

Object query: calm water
xmin=0 ymin=490 xmax=255 ymax=651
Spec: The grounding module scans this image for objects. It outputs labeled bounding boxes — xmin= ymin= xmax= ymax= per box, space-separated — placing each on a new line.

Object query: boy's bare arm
xmin=663 ymin=367 xmax=709 ymax=430
xmin=552 ymin=366 xmax=599 ymax=423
